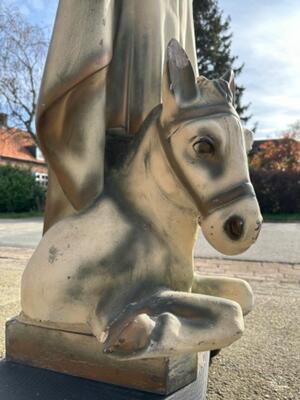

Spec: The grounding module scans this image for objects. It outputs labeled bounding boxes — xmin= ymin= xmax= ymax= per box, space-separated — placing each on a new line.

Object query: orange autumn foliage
xmin=250 ymin=134 xmax=300 ymax=172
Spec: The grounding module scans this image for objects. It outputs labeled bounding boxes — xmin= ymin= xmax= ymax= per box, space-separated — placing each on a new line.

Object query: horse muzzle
xmin=199 ymin=182 xmax=263 ymax=255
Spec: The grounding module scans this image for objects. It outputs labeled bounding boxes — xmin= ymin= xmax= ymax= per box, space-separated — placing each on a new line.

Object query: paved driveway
xmin=195 ymin=222 xmax=300 ymax=264
xmin=0 ymin=218 xmax=299 ymax=263
xmin=0 ymin=218 xmax=43 ymax=249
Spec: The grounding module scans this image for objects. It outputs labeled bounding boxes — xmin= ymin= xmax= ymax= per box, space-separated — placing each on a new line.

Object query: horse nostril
xmin=224 ymin=216 xmax=244 ymax=241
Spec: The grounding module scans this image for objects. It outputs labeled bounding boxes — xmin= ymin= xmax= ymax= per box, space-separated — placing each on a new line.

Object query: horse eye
xmin=193 ymin=137 xmax=215 ymax=156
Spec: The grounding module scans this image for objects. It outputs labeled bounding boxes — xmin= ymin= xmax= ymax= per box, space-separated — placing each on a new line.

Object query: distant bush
xmin=0 ymin=165 xmax=46 ymax=213
xmin=250 ymin=168 xmax=300 ymax=214
xmin=249 ymin=136 xmax=300 ymax=172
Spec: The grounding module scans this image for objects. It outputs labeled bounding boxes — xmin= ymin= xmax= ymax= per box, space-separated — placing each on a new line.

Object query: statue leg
xmin=192 ymin=273 xmax=254 ymax=316
xmin=191 ymin=274 xmax=254 ymax=363
xmin=99 ymin=289 xmax=244 ymax=360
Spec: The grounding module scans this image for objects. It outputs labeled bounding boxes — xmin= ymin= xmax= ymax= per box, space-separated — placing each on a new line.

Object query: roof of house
xmin=252 ymin=137 xmax=299 ymax=153
xmin=0 ymin=127 xmax=45 ymax=165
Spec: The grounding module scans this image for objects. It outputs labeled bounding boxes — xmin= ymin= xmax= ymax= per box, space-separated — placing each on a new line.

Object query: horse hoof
xmin=103 ymin=313 xmax=155 ymax=356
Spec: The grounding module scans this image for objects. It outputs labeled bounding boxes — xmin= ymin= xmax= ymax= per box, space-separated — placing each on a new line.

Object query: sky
xmin=218 ymin=0 xmax=300 ymax=137
xmin=2 ymin=0 xmax=300 ymax=138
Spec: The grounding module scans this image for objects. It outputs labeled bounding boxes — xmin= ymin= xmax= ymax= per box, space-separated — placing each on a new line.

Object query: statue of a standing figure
xmin=37 ymin=0 xmax=198 ymax=232
xmin=6 ymin=1 xmax=262 ymax=397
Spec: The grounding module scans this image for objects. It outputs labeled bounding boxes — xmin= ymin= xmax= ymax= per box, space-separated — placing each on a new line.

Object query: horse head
xmin=158 ymin=39 xmax=262 ymax=255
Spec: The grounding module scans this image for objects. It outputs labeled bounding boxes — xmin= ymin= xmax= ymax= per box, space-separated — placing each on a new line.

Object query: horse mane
xmin=105 ymin=104 xmax=163 ymax=173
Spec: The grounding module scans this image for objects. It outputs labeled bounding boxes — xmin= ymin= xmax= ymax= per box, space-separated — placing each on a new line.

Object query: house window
xmin=35 ymin=172 xmax=48 ymax=187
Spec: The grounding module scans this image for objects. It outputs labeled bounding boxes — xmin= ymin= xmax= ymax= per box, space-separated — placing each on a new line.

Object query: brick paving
xmin=195 ymin=257 xmax=300 ymax=285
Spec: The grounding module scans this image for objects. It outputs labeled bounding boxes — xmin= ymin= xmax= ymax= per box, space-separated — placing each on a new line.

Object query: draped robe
xmin=37 ymin=0 xmax=198 ymax=231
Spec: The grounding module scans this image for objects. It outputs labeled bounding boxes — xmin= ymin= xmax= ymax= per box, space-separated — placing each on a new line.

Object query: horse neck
xmin=118 ymin=111 xmax=199 ymax=260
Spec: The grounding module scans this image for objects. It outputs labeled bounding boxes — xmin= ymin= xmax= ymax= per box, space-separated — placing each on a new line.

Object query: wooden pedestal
xmin=5 ymin=318 xmax=209 ymax=396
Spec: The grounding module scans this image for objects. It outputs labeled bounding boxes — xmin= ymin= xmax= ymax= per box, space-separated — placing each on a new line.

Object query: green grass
xmin=0 ymin=211 xmax=44 ymax=219
xmin=262 ymin=213 xmax=300 ymax=222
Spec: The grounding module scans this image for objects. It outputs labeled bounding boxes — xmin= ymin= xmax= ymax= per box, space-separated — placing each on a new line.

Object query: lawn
xmin=262 ymin=213 xmax=300 ymax=222
xmin=0 ymin=211 xmax=44 ymax=219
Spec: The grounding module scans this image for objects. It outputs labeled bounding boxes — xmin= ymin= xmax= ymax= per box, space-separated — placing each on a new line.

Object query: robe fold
xmin=37 ymin=0 xmax=198 ymax=230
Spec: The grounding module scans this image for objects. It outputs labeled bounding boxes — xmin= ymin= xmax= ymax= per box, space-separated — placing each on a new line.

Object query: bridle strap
xmin=163 ymin=104 xmax=239 ymax=137
xmin=202 ymin=182 xmax=256 ymax=216
xmin=157 ymin=115 xmax=256 ymax=218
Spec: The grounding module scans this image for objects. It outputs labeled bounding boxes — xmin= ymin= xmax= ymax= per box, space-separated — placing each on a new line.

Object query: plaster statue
xmin=36 ymin=0 xmax=198 ymax=232
xmin=21 ymin=40 xmax=262 ymax=360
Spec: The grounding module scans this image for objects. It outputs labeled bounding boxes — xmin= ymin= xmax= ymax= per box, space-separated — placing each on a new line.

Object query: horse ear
xmin=222 ymin=69 xmax=235 ymax=102
xmin=161 ymin=39 xmax=197 ymax=124
xmin=244 ymin=128 xmax=254 ymax=153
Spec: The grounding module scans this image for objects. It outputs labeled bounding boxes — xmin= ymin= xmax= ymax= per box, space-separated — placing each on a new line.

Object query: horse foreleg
xmin=192 ymin=273 xmax=254 ymax=316
xmin=101 ymin=289 xmax=244 ymax=360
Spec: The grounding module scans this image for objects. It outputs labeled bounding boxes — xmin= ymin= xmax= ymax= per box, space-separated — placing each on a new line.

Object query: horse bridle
xmin=157 ymin=106 xmax=256 ymax=218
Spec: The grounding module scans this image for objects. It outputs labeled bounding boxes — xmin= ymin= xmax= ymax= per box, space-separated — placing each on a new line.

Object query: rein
xmin=157 ymin=110 xmax=256 ymax=218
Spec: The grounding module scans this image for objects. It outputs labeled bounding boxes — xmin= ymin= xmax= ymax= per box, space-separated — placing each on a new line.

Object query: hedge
xmin=250 ymin=168 xmax=300 ymax=214
xmin=0 ymin=165 xmax=298 ymax=215
xmin=0 ymin=165 xmax=46 ymax=213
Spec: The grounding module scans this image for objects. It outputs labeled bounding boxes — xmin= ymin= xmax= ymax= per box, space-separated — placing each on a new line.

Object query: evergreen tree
xmin=193 ymin=0 xmax=251 ymax=124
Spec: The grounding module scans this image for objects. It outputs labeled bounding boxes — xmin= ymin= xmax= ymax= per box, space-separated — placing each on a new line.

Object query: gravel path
xmin=0 ymin=247 xmax=299 ymax=399
xmin=207 ymin=281 xmax=299 ymax=400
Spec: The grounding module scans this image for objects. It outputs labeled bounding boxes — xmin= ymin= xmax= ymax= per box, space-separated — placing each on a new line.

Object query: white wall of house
xmin=36 ymin=148 xmax=45 ymax=161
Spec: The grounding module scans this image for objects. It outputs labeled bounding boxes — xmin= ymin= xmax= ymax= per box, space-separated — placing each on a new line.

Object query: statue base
xmin=0 ymin=359 xmax=209 ymax=399
xmin=5 ymin=318 xmax=209 ymax=396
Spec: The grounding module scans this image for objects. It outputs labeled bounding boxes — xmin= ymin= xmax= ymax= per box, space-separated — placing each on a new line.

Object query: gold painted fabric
xmin=37 ymin=0 xmax=198 ymax=230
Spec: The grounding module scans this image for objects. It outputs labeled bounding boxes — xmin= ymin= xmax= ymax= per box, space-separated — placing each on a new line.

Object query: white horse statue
xmin=21 ymin=40 xmax=262 ymax=360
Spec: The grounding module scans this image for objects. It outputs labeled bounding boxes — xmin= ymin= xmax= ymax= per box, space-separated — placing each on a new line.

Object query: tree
xmin=0 ymin=165 xmax=46 ymax=212
xmin=193 ymin=0 xmax=251 ymax=124
xmin=249 ymin=134 xmax=300 ymax=172
xmin=287 ymin=120 xmax=300 ymax=139
xmin=0 ymin=5 xmax=48 ymax=142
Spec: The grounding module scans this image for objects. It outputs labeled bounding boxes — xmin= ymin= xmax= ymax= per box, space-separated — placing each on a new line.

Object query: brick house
xmin=252 ymin=137 xmax=299 ymax=154
xmin=0 ymin=113 xmax=48 ymax=186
